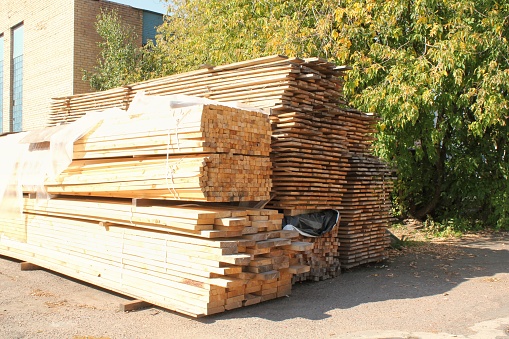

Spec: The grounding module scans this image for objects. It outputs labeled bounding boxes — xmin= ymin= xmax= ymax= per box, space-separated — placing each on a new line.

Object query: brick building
xmin=0 ymin=0 xmax=163 ymax=132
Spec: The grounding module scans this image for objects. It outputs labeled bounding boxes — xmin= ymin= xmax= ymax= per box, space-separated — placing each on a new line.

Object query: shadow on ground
xmin=201 ymin=232 xmax=509 ymax=323
xmin=1 ymin=232 xmax=507 ymax=325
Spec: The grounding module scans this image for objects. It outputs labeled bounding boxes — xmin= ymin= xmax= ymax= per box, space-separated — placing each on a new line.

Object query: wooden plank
xmin=288 ymin=265 xmax=311 ymax=275
xmin=120 ymin=300 xmax=152 ymax=312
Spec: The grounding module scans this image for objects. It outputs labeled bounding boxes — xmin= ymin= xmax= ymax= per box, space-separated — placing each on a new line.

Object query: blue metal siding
xmin=142 ymin=11 xmax=163 ymax=45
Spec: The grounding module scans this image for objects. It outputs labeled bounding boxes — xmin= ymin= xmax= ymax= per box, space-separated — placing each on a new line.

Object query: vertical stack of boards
xmin=30 ymin=55 xmax=394 ymax=285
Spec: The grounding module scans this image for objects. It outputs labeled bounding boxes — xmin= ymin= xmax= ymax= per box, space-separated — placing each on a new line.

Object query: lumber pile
xmin=50 ymin=87 xmax=131 ymax=125
xmin=339 ymin=154 xmax=395 ymax=268
xmin=43 ymin=153 xmax=270 ymax=202
xmin=72 ymin=102 xmax=271 ymax=159
xmin=335 ymin=111 xmax=395 ymax=268
xmin=269 ymin=112 xmax=349 ymax=213
xmin=46 ymin=55 xmax=395 ymax=279
xmin=48 ymin=55 xmax=352 ymax=212
xmin=0 ymin=196 xmax=310 ymax=316
xmin=290 ymin=226 xmax=341 ymax=283
xmin=48 ymin=55 xmax=348 ymax=124
xmin=0 ymin=98 xmax=316 ymax=316
xmin=30 ymin=103 xmax=272 ymax=202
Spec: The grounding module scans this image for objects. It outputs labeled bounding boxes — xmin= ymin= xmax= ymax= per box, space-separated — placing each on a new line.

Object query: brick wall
xmin=0 ymin=0 xmax=144 ymax=131
xmin=1 ymin=0 xmax=75 ymax=131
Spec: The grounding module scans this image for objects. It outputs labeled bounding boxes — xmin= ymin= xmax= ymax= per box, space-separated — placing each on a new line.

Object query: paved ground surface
xmin=0 ymin=229 xmax=508 ymax=339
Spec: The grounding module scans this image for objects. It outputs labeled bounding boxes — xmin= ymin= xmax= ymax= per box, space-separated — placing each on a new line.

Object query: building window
xmin=0 ymin=35 xmax=3 ymax=134
xmin=142 ymin=11 xmax=163 ymax=45
xmin=12 ymin=24 xmax=23 ymax=132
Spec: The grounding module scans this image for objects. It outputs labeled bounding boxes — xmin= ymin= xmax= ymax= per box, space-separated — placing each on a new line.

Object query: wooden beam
xmin=120 ymin=299 xmax=152 ymax=312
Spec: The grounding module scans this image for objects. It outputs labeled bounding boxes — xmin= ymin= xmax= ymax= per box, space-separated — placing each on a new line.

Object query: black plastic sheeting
xmin=282 ymin=209 xmax=339 ymax=237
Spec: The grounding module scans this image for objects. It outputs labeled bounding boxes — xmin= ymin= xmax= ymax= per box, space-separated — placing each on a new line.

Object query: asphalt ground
xmin=0 ymin=230 xmax=508 ymax=339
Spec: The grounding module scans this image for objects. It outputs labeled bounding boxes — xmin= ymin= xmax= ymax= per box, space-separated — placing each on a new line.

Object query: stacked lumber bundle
xmin=335 ymin=105 xmax=395 ymax=269
xmin=0 ymin=196 xmax=311 ymax=317
xmin=41 ymin=104 xmax=271 ymax=202
xmin=46 ymin=56 xmax=355 ymax=210
xmin=73 ymin=103 xmax=271 ymax=159
xmin=49 ymin=55 xmax=353 ymax=212
xmin=47 ymin=55 xmax=349 ymax=126
xmin=0 ymin=97 xmax=315 ymax=316
xmin=338 ymin=155 xmax=395 ymax=268
xmin=269 ymin=112 xmax=350 ymax=213
xmin=290 ymin=226 xmax=341 ymax=282
xmin=50 ymin=86 xmax=131 ymax=126
xmin=47 ymin=57 xmax=357 ymax=209
xmin=44 ymin=153 xmax=270 ymax=202
xmin=128 ymin=56 xmax=300 ymax=110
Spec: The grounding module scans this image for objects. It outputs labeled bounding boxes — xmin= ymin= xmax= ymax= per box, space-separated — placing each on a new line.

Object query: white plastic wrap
xmin=0 ymin=109 xmax=118 ymax=221
xmin=127 ymin=92 xmax=265 ymax=116
xmin=0 ymin=132 xmax=30 ymax=219
xmin=48 ymin=110 xmax=119 ymax=178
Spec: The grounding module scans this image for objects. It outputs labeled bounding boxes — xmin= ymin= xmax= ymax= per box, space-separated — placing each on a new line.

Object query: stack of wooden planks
xmin=338 ymin=155 xmax=395 ymax=268
xmin=48 ymin=55 xmax=353 ymax=213
xmin=41 ymin=103 xmax=271 ymax=202
xmin=73 ymin=102 xmax=271 ymax=159
xmin=0 ymin=196 xmax=311 ymax=316
xmin=269 ymin=112 xmax=349 ymax=213
xmin=335 ymin=111 xmax=395 ymax=268
xmin=46 ymin=55 xmax=394 ymax=279
xmin=0 ymin=99 xmax=315 ymax=316
xmin=44 ymin=153 xmax=270 ymax=202
xmin=48 ymin=55 xmax=348 ymax=125
xmin=290 ymin=226 xmax=341 ymax=283
xmin=50 ymin=87 xmax=131 ymax=126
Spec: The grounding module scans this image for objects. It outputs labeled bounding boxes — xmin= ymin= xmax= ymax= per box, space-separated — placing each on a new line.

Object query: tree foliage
xmin=156 ymin=0 xmax=334 ymax=74
xmin=83 ymin=9 xmax=164 ymax=91
xmin=157 ymin=0 xmax=509 ymax=229
xmin=335 ymin=1 xmax=509 ymax=230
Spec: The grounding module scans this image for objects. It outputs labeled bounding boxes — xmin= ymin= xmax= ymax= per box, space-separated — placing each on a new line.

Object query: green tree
xmin=158 ymin=0 xmax=509 ymax=228
xmin=156 ymin=0 xmax=330 ymax=74
xmin=83 ymin=9 xmax=164 ymax=91
xmin=334 ymin=0 xmax=509 ymax=228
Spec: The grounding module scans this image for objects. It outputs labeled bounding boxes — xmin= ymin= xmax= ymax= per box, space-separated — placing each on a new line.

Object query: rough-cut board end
xmin=120 ymin=299 xmax=152 ymax=312
xmin=288 ymin=265 xmax=311 ymax=275
xmin=20 ymin=262 xmax=42 ymax=271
